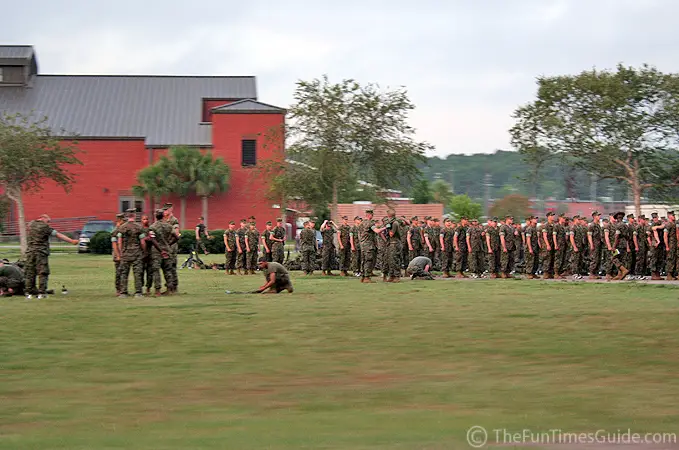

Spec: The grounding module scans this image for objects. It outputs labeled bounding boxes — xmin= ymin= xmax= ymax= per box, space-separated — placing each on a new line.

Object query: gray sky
xmin=2 ymin=0 xmax=677 ymax=156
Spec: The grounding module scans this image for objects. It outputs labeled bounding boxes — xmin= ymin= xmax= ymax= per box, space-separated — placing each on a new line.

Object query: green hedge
xmin=90 ymin=231 xmax=113 ymax=254
xmin=177 ymin=229 xmax=226 ymax=254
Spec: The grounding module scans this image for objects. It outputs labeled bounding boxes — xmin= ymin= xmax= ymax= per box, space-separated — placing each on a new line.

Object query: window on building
xmin=119 ymin=197 xmax=144 ymax=213
xmin=242 ymin=139 xmax=256 ymax=167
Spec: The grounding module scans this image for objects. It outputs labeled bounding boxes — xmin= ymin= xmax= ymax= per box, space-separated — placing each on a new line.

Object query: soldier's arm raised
xmin=55 ymin=231 xmax=78 ymax=245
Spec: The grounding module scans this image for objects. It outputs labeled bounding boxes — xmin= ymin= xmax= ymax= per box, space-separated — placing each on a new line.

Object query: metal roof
xmin=0 ymin=75 xmax=258 ymax=146
xmin=0 ymin=45 xmax=34 ymax=60
xmin=212 ymin=99 xmax=286 ymax=114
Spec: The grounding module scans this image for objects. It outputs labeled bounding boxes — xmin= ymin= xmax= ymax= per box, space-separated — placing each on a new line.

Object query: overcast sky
xmin=2 ymin=0 xmax=677 ymax=157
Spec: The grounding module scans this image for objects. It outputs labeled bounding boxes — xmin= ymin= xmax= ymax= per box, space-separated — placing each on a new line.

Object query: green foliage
xmin=89 ymin=231 xmax=112 ymax=254
xmin=412 ymin=179 xmax=433 ymax=204
xmin=489 ymin=194 xmax=531 ymax=219
xmin=177 ymin=230 xmax=226 ymax=254
xmin=448 ymin=195 xmax=483 ymax=220
xmin=431 ymin=179 xmax=453 ymax=208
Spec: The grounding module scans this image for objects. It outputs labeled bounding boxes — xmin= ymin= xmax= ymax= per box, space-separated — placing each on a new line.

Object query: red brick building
xmin=0 ymin=45 xmax=285 ymax=231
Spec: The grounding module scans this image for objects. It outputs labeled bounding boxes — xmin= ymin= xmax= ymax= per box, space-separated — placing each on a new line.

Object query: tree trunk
xmin=631 ymin=174 xmax=642 ymax=218
xmin=180 ymin=196 xmax=186 ymax=229
xmin=201 ymin=196 xmax=208 ymax=228
xmin=331 ymin=180 xmax=339 ymax=222
xmin=5 ymin=186 xmax=27 ymax=256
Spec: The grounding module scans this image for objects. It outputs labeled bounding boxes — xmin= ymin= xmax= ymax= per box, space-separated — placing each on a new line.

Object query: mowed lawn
xmin=1 ymin=253 xmax=678 ymax=449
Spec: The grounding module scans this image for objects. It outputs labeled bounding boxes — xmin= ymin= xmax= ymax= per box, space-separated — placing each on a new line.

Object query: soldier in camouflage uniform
xmin=407 ymin=216 xmax=423 ymax=263
xmin=117 ymin=209 xmax=147 ymax=298
xmin=271 ymin=218 xmax=286 ymax=265
xmin=634 ymin=215 xmax=651 ymax=278
xmin=587 ymin=211 xmax=603 ymax=279
xmin=141 ymin=215 xmax=154 ymax=295
xmin=440 ymin=218 xmax=455 ymax=278
xmin=350 ymin=216 xmax=362 ymax=276
xmin=245 ymin=221 xmax=260 ymax=274
xmin=300 ymin=220 xmax=317 ymax=275
xmin=111 ymin=213 xmax=125 ymax=295
xmin=149 ymin=209 xmax=175 ymax=295
xmin=540 ymin=212 xmax=556 ymax=279
xmin=0 ymin=261 xmax=25 ymax=296
xmin=359 ymin=209 xmax=387 ymax=283
xmin=467 ymin=218 xmax=485 ymax=277
xmin=320 ymin=219 xmax=338 ymax=275
xmin=663 ymin=211 xmax=678 ymax=280
xmin=610 ymin=212 xmax=630 ymax=280
xmin=600 ymin=217 xmax=613 ymax=277
xmin=261 ymin=221 xmax=274 ymax=263
xmin=650 ymin=212 xmax=665 ymax=279
xmin=376 ymin=217 xmax=388 ymax=272
xmin=236 ymin=219 xmax=248 ymax=275
xmin=552 ymin=214 xmax=569 ymax=278
xmin=485 ymin=217 xmax=501 ymax=278
xmin=224 ymin=221 xmax=238 ymax=275
xmin=524 ymin=216 xmax=539 ymax=279
xmin=163 ymin=204 xmax=180 ymax=290
xmin=423 ymin=217 xmax=436 ymax=267
xmin=454 ymin=216 xmax=470 ymax=278
xmin=569 ymin=215 xmax=585 ymax=277
xmin=623 ymin=214 xmax=637 ymax=275
xmin=430 ymin=218 xmax=442 ymax=270
xmin=384 ymin=209 xmax=402 ymax=282
xmin=337 ymin=216 xmax=352 ymax=276
xmin=24 ymin=214 xmax=78 ymax=298
xmin=499 ymin=215 xmax=516 ymax=278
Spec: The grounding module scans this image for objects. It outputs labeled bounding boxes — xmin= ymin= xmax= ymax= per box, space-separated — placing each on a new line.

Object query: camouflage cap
xmin=116 ymin=213 xmax=125 ymax=219
xmin=229 ymin=220 xmax=236 ymax=225
xmin=153 ymin=209 xmax=163 ymax=216
xmin=443 ymin=218 xmax=451 ymax=223
xmin=627 ymin=214 xmax=635 ymax=219
xmin=591 ymin=210 xmax=600 ymax=217
xmin=410 ymin=216 xmax=418 ymax=221
xmin=525 ymin=215 xmax=533 ymax=221
xmin=424 ymin=216 xmax=432 ymax=220
xmin=460 ymin=216 xmax=468 ymax=220
xmin=471 ymin=218 xmax=479 ymax=222
xmin=558 ymin=213 xmax=566 ymax=218
xmin=668 ymin=210 xmax=675 ymax=215
xmin=491 ymin=216 xmax=499 ymax=222
xmin=638 ymin=215 xmax=647 ymax=220
xmin=276 ymin=217 xmax=283 ymax=222
xmin=341 ymin=215 xmax=348 ymax=219
xmin=266 ymin=221 xmax=272 ymax=225
xmin=249 ymin=222 xmax=256 ymax=226
xmin=573 ymin=215 xmax=580 ymax=219
xmin=162 ymin=202 xmax=173 ymax=208
xmin=199 ymin=216 xmax=204 ymax=220
xmin=651 ymin=212 xmax=659 ymax=218
xmin=125 ymin=208 xmax=136 ymax=213
xmin=354 ymin=215 xmax=361 ymax=220
xmin=240 ymin=218 xmax=247 ymax=223
xmin=546 ymin=212 xmax=555 ymax=217
xmin=433 ymin=217 xmax=440 ymax=222
xmin=248 ymin=215 xmax=256 ymax=220
xmin=505 ymin=215 xmax=513 ymax=219
xmin=365 ymin=209 xmax=374 ymax=214
xmin=614 ymin=211 xmax=625 ymax=220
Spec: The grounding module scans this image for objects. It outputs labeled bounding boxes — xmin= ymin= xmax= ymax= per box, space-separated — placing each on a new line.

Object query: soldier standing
xmin=569 ymin=215 xmax=584 ymax=278
xmin=141 ymin=214 xmax=153 ymax=295
xmin=431 ymin=218 xmax=442 ymax=270
xmin=454 ymin=216 xmax=469 ymax=278
xmin=24 ymin=214 xmax=78 ymax=298
xmin=400 ymin=216 xmax=411 ymax=272
xmin=163 ymin=204 xmax=181 ymax=291
xmin=359 ymin=209 xmax=387 ymax=283
xmin=650 ymin=212 xmax=665 ymax=279
xmin=499 ymin=215 xmax=516 ymax=278
xmin=587 ymin=211 xmax=603 ymax=279
xmin=663 ymin=210 xmax=677 ymax=280
xmin=300 ymin=220 xmax=317 ymax=275
xmin=149 ymin=209 xmax=174 ymax=295
xmin=485 ymin=217 xmax=501 ymax=278
xmin=245 ymin=221 xmax=260 ymax=275
xmin=195 ymin=216 xmax=211 ymax=255
xmin=223 ymin=221 xmax=238 ymax=274
xmin=407 ymin=216 xmax=423 ymax=263
xmin=111 ymin=213 xmax=125 ymax=295
xmin=117 ymin=209 xmax=147 ymax=298
xmin=634 ymin=215 xmax=651 ymax=279
xmin=553 ymin=214 xmax=569 ymax=278
xmin=384 ymin=209 xmax=402 ymax=282
xmin=540 ymin=212 xmax=556 ymax=279
xmin=440 ymin=218 xmax=455 ymax=278
xmin=524 ymin=216 xmax=539 ymax=279
xmin=320 ymin=219 xmax=338 ymax=276
xmin=609 ymin=212 xmax=630 ymax=280
xmin=337 ymin=216 xmax=352 ymax=276
xmin=424 ymin=217 xmax=436 ymax=264
xmin=350 ymin=216 xmax=362 ymax=277
xmin=467 ymin=218 xmax=485 ymax=278
xmin=236 ymin=219 xmax=248 ymax=275
xmin=271 ymin=218 xmax=287 ymax=264
xmin=262 ymin=221 xmax=274 ymax=262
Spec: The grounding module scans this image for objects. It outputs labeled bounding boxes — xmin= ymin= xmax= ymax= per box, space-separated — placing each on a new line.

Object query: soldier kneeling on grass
xmin=406 ymin=256 xmax=434 ymax=280
xmin=256 ymin=261 xmax=294 ymax=294
xmin=0 ymin=259 xmax=26 ymax=296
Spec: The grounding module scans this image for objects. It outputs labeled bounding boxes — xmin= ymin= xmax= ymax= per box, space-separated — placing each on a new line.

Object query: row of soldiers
xmin=292 ymin=208 xmax=679 ymax=282
xmin=222 ymin=217 xmax=287 ymax=274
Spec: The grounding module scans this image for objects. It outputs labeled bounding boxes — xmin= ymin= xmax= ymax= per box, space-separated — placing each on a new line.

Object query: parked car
xmin=78 ymin=220 xmax=115 ymax=253
xmin=295 ymin=229 xmax=323 ymax=251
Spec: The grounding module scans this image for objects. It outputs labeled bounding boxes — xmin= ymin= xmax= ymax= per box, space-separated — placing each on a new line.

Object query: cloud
xmin=2 ymin=0 xmax=679 ymax=156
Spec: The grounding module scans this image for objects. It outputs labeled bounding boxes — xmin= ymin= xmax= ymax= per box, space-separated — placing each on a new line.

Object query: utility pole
xmin=484 ymin=173 xmax=492 ymax=218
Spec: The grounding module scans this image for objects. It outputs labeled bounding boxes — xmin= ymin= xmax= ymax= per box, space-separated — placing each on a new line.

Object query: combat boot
xmin=666 ymin=274 xmax=676 ymax=281
xmin=499 ymin=273 xmax=507 ymax=279
xmin=651 ymin=272 xmax=662 ymax=280
xmin=618 ymin=266 xmax=629 ymax=280
xmin=489 ymin=273 xmax=497 ymax=279
xmin=237 ymin=268 xmax=242 ymax=275
xmin=391 ymin=277 xmax=400 ymax=283
xmin=442 ymin=272 xmax=451 ymax=278
xmin=589 ymin=274 xmax=600 ymax=280
xmin=363 ymin=277 xmax=373 ymax=283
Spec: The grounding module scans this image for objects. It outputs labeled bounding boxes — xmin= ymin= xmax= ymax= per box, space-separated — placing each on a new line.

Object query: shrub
xmin=90 ymin=231 xmax=113 ymax=254
xmin=177 ymin=229 xmax=226 ymax=254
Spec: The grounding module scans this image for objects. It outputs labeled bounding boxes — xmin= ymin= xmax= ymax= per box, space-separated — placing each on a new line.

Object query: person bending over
xmin=256 ymin=261 xmax=294 ymax=294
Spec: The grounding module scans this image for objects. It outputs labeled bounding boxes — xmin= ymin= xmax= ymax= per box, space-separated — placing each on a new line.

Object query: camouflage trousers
xmin=301 ymin=249 xmax=316 ymax=274
xmin=322 ymin=245 xmax=335 ymax=271
xmin=119 ymin=257 xmax=144 ymax=295
xmin=602 ymin=248 xmax=613 ymax=275
xmin=225 ymin=250 xmax=237 ymax=270
xmin=554 ymin=245 xmax=568 ymax=275
xmin=272 ymin=242 xmax=285 ymax=264
xmin=407 ymin=267 xmax=434 ymax=280
xmin=384 ymin=243 xmax=402 ymax=278
xmin=649 ymin=245 xmax=665 ymax=273
xmin=376 ymin=242 xmax=386 ymax=270
xmin=570 ymin=249 xmax=584 ymax=275
xmin=501 ymin=249 xmax=515 ymax=275
xmin=338 ymin=245 xmax=351 ymax=272
xmin=351 ymin=249 xmax=361 ymax=273
xmin=409 ymin=246 xmax=422 ymax=265
xmin=441 ymin=247 xmax=455 ymax=273
xmin=150 ymin=255 xmax=173 ymax=291
xmin=168 ymin=253 xmax=178 ymax=291
xmin=24 ymin=251 xmax=50 ymax=295
xmin=611 ymin=248 xmax=627 ymax=273
xmin=487 ymin=249 xmax=500 ymax=274
xmin=196 ymin=239 xmax=208 ymax=254
xmin=263 ymin=250 xmax=273 ymax=263
xmin=666 ymin=245 xmax=678 ymax=276
xmin=540 ymin=249 xmax=555 ymax=275
xmin=428 ymin=247 xmax=441 ymax=271
xmin=455 ymin=249 xmax=468 ymax=273
xmin=589 ymin=245 xmax=602 ymax=275
xmin=142 ymin=257 xmax=153 ymax=290
xmin=635 ymin=246 xmax=649 ymax=276
xmin=401 ymin=244 xmax=409 ymax=269
xmin=524 ymin=248 xmax=539 ymax=275
xmin=114 ymin=259 xmax=121 ymax=293
xmin=246 ymin=250 xmax=259 ymax=270
xmin=469 ymin=250 xmax=485 ymax=275
xmin=236 ymin=247 xmax=247 ymax=269
xmin=361 ymin=246 xmax=377 ymax=277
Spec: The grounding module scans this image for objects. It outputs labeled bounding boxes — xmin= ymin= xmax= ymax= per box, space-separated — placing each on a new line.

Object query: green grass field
xmin=1 ymin=253 xmax=678 ymax=449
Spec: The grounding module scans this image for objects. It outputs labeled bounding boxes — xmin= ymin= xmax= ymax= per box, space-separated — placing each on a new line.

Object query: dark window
xmin=121 ymin=200 xmax=130 ymax=212
xmin=242 ymin=139 xmax=256 ymax=167
xmin=134 ymin=201 xmax=143 ymax=212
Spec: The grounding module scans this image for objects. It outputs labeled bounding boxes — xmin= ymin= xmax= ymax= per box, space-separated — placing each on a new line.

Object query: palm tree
xmin=132 ymin=164 xmax=171 ymax=211
xmin=194 ymin=153 xmax=230 ymax=227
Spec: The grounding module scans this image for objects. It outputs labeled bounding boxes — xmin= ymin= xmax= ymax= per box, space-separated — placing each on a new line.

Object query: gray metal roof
xmin=0 ymin=45 xmax=34 ymax=60
xmin=0 ymin=75 xmax=258 ymax=146
xmin=212 ymin=99 xmax=286 ymax=114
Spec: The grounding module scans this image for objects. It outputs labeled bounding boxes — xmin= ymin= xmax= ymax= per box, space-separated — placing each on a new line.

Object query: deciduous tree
xmin=448 ymin=194 xmax=483 ymax=221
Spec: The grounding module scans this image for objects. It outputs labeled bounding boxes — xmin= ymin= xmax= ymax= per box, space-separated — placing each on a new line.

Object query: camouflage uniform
xmin=350 ymin=224 xmax=362 ymax=274
xmin=0 ymin=263 xmax=24 ymax=294
xmin=149 ymin=220 xmax=174 ymax=291
xmin=540 ymin=222 xmax=555 ymax=276
xmin=664 ymin=220 xmax=678 ymax=277
xmin=24 ymin=220 xmax=57 ymax=295
xmin=321 ymin=226 xmax=336 ymax=271
xmin=611 ymin=221 xmax=629 ymax=275
xmin=117 ymin=221 xmax=146 ymax=295
xmin=649 ymin=221 xmax=666 ymax=275
xmin=408 ymin=225 xmax=423 ymax=263
xmin=236 ymin=226 xmax=248 ymax=270
xmin=553 ymin=222 xmax=568 ymax=275
xmin=426 ymin=225 xmax=440 ymax=270
xmin=440 ymin=226 xmax=455 ymax=274
xmin=524 ymin=224 xmax=539 ymax=276
xmin=360 ymin=218 xmax=378 ymax=277
xmin=499 ymin=223 xmax=516 ymax=275
xmin=454 ymin=224 xmax=468 ymax=273
xmin=468 ymin=224 xmax=485 ymax=275
xmin=167 ymin=216 xmax=180 ymax=290
xmin=196 ymin=223 xmax=208 ymax=254
xmin=376 ymin=224 xmax=387 ymax=271
xmin=300 ymin=227 xmax=317 ymax=274
xmin=246 ymin=227 xmax=260 ymax=271
xmin=142 ymin=224 xmax=153 ymax=291
xmin=385 ymin=218 xmax=402 ymax=279
xmin=485 ymin=224 xmax=501 ymax=275
xmin=338 ymin=224 xmax=352 ymax=273
xmin=400 ymin=222 xmax=410 ymax=269
xmin=272 ymin=225 xmax=286 ymax=264
xmin=601 ymin=222 xmax=613 ymax=275
xmin=635 ymin=223 xmax=650 ymax=276
xmin=111 ymin=223 xmax=122 ymax=293
xmin=625 ymin=223 xmax=636 ymax=275
xmin=570 ymin=223 xmax=586 ymax=275
xmin=263 ymin=229 xmax=274 ymax=263
xmin=588 ymin=221 xmax=603 ymax=276
xmin=224 ymin=228 xmax=238 ymax=271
